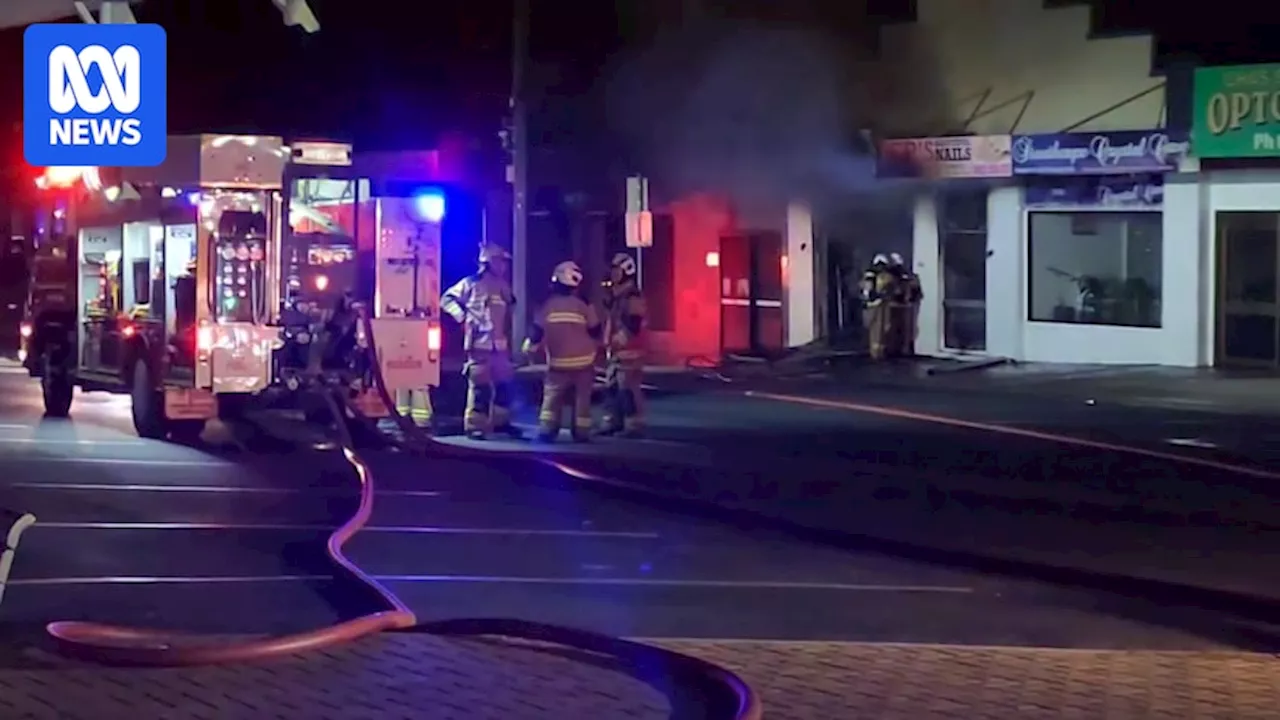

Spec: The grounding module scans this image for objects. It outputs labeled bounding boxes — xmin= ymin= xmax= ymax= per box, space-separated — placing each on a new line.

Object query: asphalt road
xmin=0 ymin=361 xmax=1263 ymax=655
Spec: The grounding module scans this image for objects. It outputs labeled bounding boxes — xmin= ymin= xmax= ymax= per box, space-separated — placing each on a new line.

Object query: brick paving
xmin=655 ymin=639 xmax=1280 ymax=719
xmin=2 ymin=633 xmax=1275 ymax=718
xmin=0 ymin=634 xmax=670 ymax=720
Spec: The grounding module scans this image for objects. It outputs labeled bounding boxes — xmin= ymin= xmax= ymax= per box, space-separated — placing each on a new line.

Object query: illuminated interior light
xmin=705 ymin=251 xmax=720 ymax=268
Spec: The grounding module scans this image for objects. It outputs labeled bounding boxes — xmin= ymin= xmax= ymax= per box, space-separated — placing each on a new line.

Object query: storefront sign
xmin=876 ymin=135 xmax=1012 ymax=179
xmin=1024 ymin=175 xmax=1163 ymax=208
xmin=1011 ymin=130 xmax=1187 ymax=174
xmin=1193 ymin=64 xmax=1280 ymax=158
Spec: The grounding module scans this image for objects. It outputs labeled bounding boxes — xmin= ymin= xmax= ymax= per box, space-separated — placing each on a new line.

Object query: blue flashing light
xmin=412 ymin=189 xmax=446 ymax=223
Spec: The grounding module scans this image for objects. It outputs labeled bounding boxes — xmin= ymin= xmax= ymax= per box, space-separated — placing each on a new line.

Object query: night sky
xmin=0 ymin=1 xmax=1278 ymax=166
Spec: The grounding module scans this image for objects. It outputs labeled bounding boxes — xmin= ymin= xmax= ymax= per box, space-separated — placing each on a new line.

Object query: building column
xmin=911 ymin=194 xmax=941 ymax=357
xmin=784 ymin=200 xmax=816 ymax=347
xmin=986 ymin=186 xmax=1023 ymax=360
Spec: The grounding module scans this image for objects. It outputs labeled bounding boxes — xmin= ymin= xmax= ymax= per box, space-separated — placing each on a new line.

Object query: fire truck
xmin=21 ymin=134 xmax=457 ymax=440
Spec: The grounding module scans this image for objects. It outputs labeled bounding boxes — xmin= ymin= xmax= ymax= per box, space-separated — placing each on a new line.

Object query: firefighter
xmin=601 ymin=252 xmax=647 ymax=437
xmin=522 ymin=261 xmax=602 ymax=443
xmin=889 ymin=252 xmax=922 ymax=357
xmin=860 ymin=253 xmax=896 ymax=361
xmin=441 ymin=243 xmax=520 ymax=440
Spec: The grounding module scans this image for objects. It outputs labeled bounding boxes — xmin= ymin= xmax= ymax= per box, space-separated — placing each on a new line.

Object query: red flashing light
xmin=427 ymin=323 xmax=441 ymax=352
xmin=121 ymin=324 xmax=136 ymax=338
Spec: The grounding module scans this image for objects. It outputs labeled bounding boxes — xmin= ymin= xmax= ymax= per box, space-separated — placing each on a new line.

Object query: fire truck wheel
xmin=40 ymin=354 xmax=73 ymax=418
xmin=130 ymin=361 xmax=168 ymax=439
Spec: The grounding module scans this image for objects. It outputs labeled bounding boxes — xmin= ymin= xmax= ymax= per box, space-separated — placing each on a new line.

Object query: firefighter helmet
xmin=552 ymin=260 xmax=584 ymax=287
xmin=872 ymin=253 xmax=889 ymax=266
xmin=889 ymin=252 xmax=905 ymax=266
xmin=610 ymin=252 xmax=637 ymax=278
xmin=478 ymin=244 xmax=511 ymax=264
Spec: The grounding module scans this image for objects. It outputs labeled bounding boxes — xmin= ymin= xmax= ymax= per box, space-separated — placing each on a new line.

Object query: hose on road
xmin=40 ymin=310 xmax=762 ymax=720
xmin=44 ymin=389 xmax=417 ymax=664
xmin=354 ymin=310 xmax=763 ymax=720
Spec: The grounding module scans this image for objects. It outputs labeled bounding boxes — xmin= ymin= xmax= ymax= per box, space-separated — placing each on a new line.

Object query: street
xmin=0 ymin=362 xmax=1277 ymax=718
xmin=0 ymin=361 xmax=1265 ymax=651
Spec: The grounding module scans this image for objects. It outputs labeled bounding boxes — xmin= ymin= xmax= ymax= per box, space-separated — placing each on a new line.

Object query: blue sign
xmin=1011 ymin=130 xmax=1187 ymax=175
xmin=23 ymin=24 xmax=167 ymax=167
xmin=1024 ymin=175 xmax=1163 ymax=208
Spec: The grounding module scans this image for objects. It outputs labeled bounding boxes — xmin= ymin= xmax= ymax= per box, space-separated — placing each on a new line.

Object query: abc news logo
xmin=47 ymin=44 xmax=142 ymax=147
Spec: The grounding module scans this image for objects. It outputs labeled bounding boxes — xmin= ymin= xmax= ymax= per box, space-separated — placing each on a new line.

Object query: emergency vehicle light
xmin=427 ymin=323 xmax=441 ymax=352
xmin=314 ymin=274 xmax=329 ymax=291
xmin=412 ymin=190 xmax=446 ymax=223
xmin=19 ymin=323 xmax=31 ymax=339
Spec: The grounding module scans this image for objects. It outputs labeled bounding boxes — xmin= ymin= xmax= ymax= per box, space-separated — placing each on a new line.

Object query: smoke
xmin=603 ymin=19 xmax=882 ymax=208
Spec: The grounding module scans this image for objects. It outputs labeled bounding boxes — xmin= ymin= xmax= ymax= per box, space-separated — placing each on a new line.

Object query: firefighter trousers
xmin=863 ymin=304 xmax=891 ymax=360
xmin=900 ymin=302 xmax=919 ymax=356
xmin=538 ymin=367 xmax=594 ymax=441
xmin=603 ymin=362 xmax=645 ymax=434
xmin=394 ymin=388 xmax=433 ymax=428
xmin=464 ymin=350 xmax=515 ymax=434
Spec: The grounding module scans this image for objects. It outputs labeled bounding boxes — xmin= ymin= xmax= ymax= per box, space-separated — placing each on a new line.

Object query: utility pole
xmin=510 ymin=0 xmax=530 ymax=342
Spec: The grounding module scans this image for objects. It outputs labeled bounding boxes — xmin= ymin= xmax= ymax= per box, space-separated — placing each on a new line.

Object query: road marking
xmin=0 ymin=457 xmax=229 ymax=467
xmin=1165 ymin=437 xmax=1218 ymax=449
xmin=746 ymin=390 xmax=1280 ymax=481
xmin=0 ymin=437 xmax=146 ymax=446
xmin=8 ymin=574 xmax=332 ymax=586
xmin=32 ymin=521 xmax=660 ymax=538
xmin=6 ymin=575 xmax=972 ymax=592
xmin=373 ymin=575 xmax=973 ymax=592
xmin=8 ymin=481 xmax=444 ymax=497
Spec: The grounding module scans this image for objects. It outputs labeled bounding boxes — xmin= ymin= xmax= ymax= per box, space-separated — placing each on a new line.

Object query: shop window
xmin=1027 ymin=212 xmax=1161 ymax=328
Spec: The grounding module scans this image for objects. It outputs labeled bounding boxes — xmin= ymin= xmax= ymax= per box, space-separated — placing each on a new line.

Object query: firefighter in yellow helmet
xmin=441 ymin=243 xmax=520 ymax=440
xmin=860 ymin=253 xmax=897 ymax=361
xmin=888 ymin=252 xmax=922 ymax=357
xmin=601 ymin=251 xmax=647 ymax=437
xmin=522 ymin=260 xmax=602 ymax=443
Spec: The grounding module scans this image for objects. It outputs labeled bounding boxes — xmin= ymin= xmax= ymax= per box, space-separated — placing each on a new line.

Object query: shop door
xmin=719 ymin=231 xmax=784 ymax=356
xmin=1216 ymin=212 xmax=1280 ymax=367
xmin=939 ymin=191 xmax=988 ymax=351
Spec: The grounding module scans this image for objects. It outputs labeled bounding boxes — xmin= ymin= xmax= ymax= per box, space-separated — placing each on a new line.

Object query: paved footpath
xmin=1 ymin=635 xmax=1274 ymax=719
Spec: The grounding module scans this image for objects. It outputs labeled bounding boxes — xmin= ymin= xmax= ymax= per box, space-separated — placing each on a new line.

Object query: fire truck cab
xmin=24 ymin=134 xmax=449 ymax=440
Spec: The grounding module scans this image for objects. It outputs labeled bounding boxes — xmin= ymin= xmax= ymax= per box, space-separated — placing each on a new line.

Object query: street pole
xmin=510 ymin=0 xmax=529 ymax=342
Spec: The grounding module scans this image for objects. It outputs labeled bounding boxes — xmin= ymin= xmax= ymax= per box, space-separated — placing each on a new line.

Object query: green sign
xmin=1193 ymin=64 xmax=1280 ymax=158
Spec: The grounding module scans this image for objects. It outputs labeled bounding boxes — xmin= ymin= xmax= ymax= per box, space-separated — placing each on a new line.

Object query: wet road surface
xmin=0 ymin=362 xmax=1259 ymax=652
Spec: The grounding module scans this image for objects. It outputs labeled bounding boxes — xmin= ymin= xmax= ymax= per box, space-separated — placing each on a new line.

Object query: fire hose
xmin=40 ymin=310 xmax=763 ymax=720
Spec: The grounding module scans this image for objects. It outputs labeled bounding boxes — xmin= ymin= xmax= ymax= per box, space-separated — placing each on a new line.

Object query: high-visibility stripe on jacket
xmin=534 ymin=294 xmax=600 ymax=370
xmin=441 ymin=272 xmax=515 ymax=351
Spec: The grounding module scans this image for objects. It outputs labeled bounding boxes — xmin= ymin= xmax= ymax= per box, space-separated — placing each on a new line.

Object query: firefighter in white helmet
xmin=601 ymin=251 xmax=648 ymax=436
xmin=441 ymin=243 xmax=520 ymax=439
xmin=522 ymin=260 xmax=602 ymax=443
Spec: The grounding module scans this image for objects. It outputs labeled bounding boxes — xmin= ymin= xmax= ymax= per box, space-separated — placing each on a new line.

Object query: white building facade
xmin=1189 ymin=64 xmax=1280 ymax=369
xmin=863 ymin=0 xmax=1215 ymax=366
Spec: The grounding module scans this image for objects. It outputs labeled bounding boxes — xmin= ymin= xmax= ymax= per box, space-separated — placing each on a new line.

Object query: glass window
xmin=1027 ymin=211 xmax=1162 ymax=328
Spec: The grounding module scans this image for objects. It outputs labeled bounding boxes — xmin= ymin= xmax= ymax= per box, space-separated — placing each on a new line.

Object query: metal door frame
xmin=1215 ymin=211 xmax=1280 ymax=368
